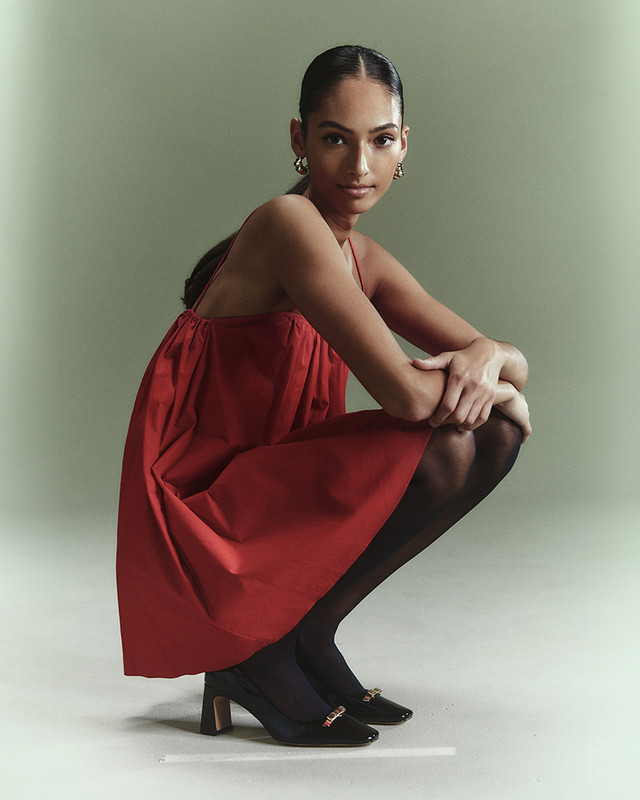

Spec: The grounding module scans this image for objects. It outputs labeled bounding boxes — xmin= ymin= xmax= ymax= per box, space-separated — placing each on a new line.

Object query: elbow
xmin=382 ymin=390 xmax=436 ymax=423
xmin=400 ymin=407 xmax=430 ymax=424
xmin=500 ymin=343 xmax=529 ymax=390
xmin=376 ymin=367 xmax=447 ymax=423
xmin=510 ymin=362 xmax=529 ymax=392
xmin=386 ymin=400 xmax=427 ymax=423
xmin=383 ymin=401 xmax=415 ymax=422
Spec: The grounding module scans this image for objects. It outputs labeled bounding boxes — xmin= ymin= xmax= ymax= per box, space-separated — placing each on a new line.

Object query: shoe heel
xmin=200 ymin=682 xmax=232 ymax=736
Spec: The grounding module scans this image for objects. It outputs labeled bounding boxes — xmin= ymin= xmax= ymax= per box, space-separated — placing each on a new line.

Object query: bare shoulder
xmin=254 ymin=193 xmax=315 ymax=221
xmin=238 ymin=195 xmax=346 ymax=274
xmin=217 ymin=194 xmax=332 ymax=274
xmin=245 ymin=194 xmax=329 ymax=243
xmin=193 ymin=195 xmax=331 ymax=318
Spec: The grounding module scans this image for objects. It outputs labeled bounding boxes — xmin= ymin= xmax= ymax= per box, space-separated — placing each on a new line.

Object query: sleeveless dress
xmin=116 ymin=226 xmax=433 ymax=678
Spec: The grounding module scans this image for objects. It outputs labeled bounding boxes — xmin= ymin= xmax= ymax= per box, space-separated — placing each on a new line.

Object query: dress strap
xmin=348 ymin=237 xmax=366 ymax=295
xmin=192 ymin=210 xmax=257 ymax=311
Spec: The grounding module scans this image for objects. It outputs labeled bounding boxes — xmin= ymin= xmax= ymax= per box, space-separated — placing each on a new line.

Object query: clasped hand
xmin=412 ymin=338 xmax=531 ymax=441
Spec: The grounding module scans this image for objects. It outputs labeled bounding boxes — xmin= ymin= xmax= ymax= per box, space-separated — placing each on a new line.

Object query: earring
xmin=294 ymin=156 xmax=309 ymax=175
xmin=393 ymin=162 xmax=405 ymax=180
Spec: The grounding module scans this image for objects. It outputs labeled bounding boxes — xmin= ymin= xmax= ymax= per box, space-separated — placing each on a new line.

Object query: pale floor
xmin=1 ymin=498 xmax=638 ymax=800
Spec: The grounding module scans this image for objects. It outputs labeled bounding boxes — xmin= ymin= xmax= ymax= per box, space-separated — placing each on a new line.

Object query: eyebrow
xmin=317 ymin=120 xmax=398 ymax=134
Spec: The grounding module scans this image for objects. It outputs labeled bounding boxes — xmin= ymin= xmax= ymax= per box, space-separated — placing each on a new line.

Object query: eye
xmin=322 ymin=133 xmax=345 ymax=145
xmin=374 ymin=134 xmax=395 ymax=146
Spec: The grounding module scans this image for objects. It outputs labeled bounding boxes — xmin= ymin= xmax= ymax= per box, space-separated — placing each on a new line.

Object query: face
xmin=291 ymin=77 xmax=408 ymax=219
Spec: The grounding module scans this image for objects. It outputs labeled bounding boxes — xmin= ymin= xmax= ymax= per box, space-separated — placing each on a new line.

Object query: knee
xmin=411 ymin=426 xmax=476 ymax=502
xmin=474 ymin=411 xmax=523 ymax=471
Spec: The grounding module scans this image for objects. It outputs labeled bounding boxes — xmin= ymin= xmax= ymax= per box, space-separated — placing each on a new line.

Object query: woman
xmin=116 ymin=45 xmax=530 ymax=748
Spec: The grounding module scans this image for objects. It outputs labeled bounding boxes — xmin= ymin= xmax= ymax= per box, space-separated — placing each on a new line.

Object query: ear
xmin=400 ymin=125 xmax=410 ymax=162
xmin=290 ymin=117 xmax=305 ymax=157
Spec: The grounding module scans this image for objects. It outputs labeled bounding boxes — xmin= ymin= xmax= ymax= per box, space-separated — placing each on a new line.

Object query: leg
xmin=237 ymin=413 xmax=521 ymax=719
xmin=231 ymin=423 xmax=475 ymax=722
xmin=296 ymin=412 xmax=523 ymax=695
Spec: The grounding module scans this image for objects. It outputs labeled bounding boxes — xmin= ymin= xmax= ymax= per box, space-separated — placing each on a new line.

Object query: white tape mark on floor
xmin=160 ymin=747 xmax=456 ymax=763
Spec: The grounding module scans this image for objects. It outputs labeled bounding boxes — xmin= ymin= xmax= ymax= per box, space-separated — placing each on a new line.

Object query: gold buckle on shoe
xmin=322 ymin=705 xmax=346 ymax=727
xmin=362 ymin=688 xmax=382 ymax=703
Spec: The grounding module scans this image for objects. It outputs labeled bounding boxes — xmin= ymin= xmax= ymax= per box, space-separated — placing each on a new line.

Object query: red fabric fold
xmin=116 ymin=309 xmax=432 ymax=677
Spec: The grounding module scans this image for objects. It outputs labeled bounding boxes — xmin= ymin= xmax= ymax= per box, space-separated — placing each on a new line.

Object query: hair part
xmin=299 ymin=45 xmax=404 ymax=133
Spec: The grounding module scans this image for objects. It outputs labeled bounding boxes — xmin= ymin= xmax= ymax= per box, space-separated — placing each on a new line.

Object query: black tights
xmin=240 ymin=412 xmax=523 ymax=720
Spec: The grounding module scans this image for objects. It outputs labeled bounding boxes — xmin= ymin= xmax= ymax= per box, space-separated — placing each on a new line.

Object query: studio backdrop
xmin=2 ymin=0 xmax=638 ymax=521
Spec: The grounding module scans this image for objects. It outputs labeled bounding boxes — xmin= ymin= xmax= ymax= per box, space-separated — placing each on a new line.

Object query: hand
xmin=412 ymin=338 xmax=505 ymax=430
xmin=494 ymin=389 xmax=532 ymax=443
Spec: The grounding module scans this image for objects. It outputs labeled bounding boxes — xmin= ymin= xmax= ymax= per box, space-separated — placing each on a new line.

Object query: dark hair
xmin=299 ymin=45 xmax=404 ymax=132
xmin=182 ymin=45 xmax=403 ymax=308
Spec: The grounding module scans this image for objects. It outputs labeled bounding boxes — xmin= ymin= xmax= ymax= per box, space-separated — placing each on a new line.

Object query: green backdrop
xmin=2 ymin=0 xmax=638 ymax=518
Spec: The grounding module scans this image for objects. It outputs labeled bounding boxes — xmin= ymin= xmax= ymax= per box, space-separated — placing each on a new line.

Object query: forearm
xmin=398 ymin=367 xmax=448 ymax=422
xmin=494 ymin=341 xmax=529 ymax=391
xmin=494 ymin=380 xmax=518 ymax=406
xmin=363 ymin=362 xmax=448 ymax=423
xmin=493 ymin=380 xmax=531 ymax=442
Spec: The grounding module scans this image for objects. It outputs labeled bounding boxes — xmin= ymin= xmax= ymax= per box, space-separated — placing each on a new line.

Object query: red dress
xmin=116 ymin=230 xmax=433 ymax=678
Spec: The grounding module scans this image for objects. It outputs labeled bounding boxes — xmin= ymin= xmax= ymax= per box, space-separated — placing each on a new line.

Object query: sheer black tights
xmin=240 ymin=412 xmax=522 ymax=720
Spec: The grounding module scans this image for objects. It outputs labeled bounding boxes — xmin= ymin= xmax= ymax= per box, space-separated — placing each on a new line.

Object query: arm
xmin=494 ymin=383 xmax=531 ymax=443
xmin=355 ymin=234 xmax=529 ymax=429
xmin=362 ymin=236 xmax=529 ymax=385
xmin=412 ymin=338 xmax=527 ymax=428
xmin=249 ymin=196 xmax=447 ymax=422
xmin=492 ymin=341 xmax=529 ymax=391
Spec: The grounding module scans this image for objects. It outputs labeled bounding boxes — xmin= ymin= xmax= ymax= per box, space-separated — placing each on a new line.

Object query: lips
xmin=339 ymin=185 xmax=373 ymax=197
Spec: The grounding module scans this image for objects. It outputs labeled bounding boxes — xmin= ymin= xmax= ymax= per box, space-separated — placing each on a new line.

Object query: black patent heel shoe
xmin=338 ymin=687 xmax=413 ymax=726
xmin=200 ymin=686 xmax=232 ymax=735
xmin=296 ymin=652 xmax=413 ymax=725
xmin=199 ymin=667 xmax=379 ymax=746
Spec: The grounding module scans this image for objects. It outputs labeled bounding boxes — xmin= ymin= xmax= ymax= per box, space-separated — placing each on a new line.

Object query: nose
xmin=348 ymin=144 xmax=369 ymax=178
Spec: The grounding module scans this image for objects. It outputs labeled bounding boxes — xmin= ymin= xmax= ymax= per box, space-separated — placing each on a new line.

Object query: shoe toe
xmin=344 ymin=693 xmax=413 ymax=725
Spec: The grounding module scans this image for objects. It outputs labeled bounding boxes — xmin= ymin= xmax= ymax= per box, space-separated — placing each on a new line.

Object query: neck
xmin=304 ymin=186 xmax=358 ymax=246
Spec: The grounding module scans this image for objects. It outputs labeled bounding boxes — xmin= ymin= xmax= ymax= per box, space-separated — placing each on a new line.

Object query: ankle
xmin=239 ymin=652 xmax=331 ymax=723
xmin=296 ymin=637 xmax=365 ymax=697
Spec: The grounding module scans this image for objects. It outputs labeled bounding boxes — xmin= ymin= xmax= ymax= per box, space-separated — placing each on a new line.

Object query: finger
xmin=429 ymin=379 xmax=463 ymax=425
xmin=475 ymin=398 xmax=494 ymax=427
xmin=467 ymin=394 xmax=486 ymax=425
xmin=431 ymin=383 xmax=472 ymax=427
xmin=412 ymin=355 xmax=450 ymax=371
xmin=456 ymin=396 xmax=490 ymax=431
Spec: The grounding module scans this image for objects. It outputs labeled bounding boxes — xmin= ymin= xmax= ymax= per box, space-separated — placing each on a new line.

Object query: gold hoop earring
xmin=294 ymin=156 xmax=309 ymax=175
xmin=393 ymin=162 xmax=405 ymax=180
